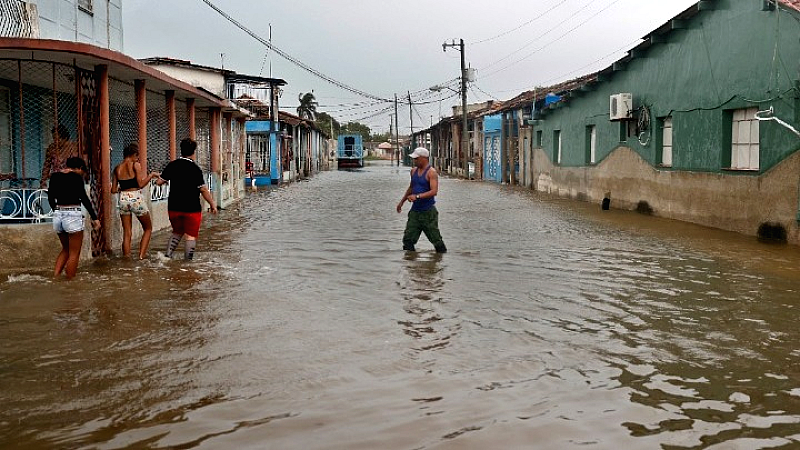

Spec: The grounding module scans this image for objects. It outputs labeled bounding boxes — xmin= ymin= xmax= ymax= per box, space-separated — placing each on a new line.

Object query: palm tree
xmin=297 ymin=92 xmax=318 ymax=120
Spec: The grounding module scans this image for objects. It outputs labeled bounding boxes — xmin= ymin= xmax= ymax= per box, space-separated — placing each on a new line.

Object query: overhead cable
xmin=479 ymin=0 xmax=604 ymax=72
xmin=482 ymin=0 xmax=623 ymax=79
xmin=198 ymin=0 xmax=393 ymax=102
xmin=469 ymin=0 xmax=569 ymax=45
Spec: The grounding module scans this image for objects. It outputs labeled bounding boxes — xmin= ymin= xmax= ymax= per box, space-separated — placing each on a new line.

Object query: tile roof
xmin=779 ymin=0 xmax=800 ymax=12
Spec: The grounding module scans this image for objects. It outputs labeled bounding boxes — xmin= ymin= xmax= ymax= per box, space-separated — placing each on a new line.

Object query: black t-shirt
xmin=47 ymin=171 xmax=98 ymax=220
xmin=159 ymin=158 xmax=207 ymax=213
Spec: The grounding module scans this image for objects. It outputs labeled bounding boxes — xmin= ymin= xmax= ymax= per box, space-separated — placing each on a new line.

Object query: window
xmin=0 ymin=87 xmax=11 ymax=175
xmin=731 ymin=107 xmax=759 ymax=170
xmin=586 ymin=125 xmax=596 ymax=164
xmin=536 ymin=130 xmax=543 ymax=147
xmin=78 ymin=0 xmax=93 ymax=13
xmin=554 ymin=130 xmax=562 ymax=164
xmin=660 ymin=116 xmax=673 ymax=167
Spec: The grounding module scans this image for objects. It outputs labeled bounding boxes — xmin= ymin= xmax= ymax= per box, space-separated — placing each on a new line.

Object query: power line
xmin=482 ymin=0 xmax=624 ymax=79
xmin=198 ymin=0 xmax=393 ymax=102
xmin=469 ymin=0 xmax=569 ymax=45
xmin=490 ymin=36 xmax=641 ymax=95
xmin=479 ymin=0 xmax=604 ymax=73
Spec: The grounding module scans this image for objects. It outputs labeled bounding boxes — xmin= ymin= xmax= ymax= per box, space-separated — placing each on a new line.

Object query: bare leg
xmin=54 ymin=232 xmax=70 ymax=277
xmin=64 ymin=230 xmax=84 ymax=279
xmin=121 ymin=214 xmax=133 ymax=257
xmin=137 ymin=213 xmax=153 ymax=260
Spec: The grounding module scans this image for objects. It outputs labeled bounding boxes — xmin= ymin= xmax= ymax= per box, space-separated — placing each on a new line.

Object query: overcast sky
xmin=123 ymin=0 xmax=699 ymax=134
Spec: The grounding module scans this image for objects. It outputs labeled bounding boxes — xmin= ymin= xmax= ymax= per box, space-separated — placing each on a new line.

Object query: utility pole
xmin=443 ymin=39 xmax=469 ymax=179
xmin=389 ymin=115 xmax=394 ymax=164
xmin=394 ymin=94 xmax=400 ymax=166
xmin=408 ymin=91 xmax=414 ymax=149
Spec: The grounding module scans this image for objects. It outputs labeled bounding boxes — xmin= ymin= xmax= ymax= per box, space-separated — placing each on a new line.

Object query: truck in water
xmin=337 ymin=134 xmax=364 ymax=169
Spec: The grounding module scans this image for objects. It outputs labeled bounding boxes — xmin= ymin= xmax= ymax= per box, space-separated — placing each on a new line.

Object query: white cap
xmin=409 ymin=147 xmax=430 ymax=159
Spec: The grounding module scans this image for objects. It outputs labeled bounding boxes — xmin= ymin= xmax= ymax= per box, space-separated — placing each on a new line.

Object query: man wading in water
xmin=396 ymin=147 xmax=447 ymax=253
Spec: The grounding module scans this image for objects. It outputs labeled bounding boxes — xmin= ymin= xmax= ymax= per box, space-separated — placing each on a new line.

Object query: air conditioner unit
xmin=610 ymin=93 xmax=633 ymax=121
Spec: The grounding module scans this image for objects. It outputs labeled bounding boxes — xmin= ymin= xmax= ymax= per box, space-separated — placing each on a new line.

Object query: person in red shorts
xmin=156 ymin=138 xmax=217 ymax=260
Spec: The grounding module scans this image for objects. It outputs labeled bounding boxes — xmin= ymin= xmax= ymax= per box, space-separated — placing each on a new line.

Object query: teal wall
xmin=534 ymin=0 xmax=800 ymax=174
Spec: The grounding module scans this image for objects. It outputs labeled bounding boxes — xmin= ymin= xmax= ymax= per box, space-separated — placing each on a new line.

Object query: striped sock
xmin=184 ymin=240 xmax=197 ymax=260
xmin=166 ymin=233 xmax=182 ymax=258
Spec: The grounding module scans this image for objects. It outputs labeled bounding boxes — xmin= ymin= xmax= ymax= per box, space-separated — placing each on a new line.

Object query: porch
xmin=0 ymin=38 xmax=244 ymax=273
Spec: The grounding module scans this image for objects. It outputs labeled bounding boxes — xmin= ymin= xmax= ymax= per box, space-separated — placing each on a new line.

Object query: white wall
xmin=146 ymin=65 xmax=226 ymax=98
xmin=26 ymin=0 xmax=124 ymax=51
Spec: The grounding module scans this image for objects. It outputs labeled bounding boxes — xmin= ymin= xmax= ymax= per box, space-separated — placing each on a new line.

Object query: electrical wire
xmin=479 ymin=0 xmax=604 ymax=72
xmin=198 ymin=0 xmax=393 ymax=102
xmin=482 ymin=0 xmax=624 ymax=79
xmin=469 ymin=0 xmax=568 ymax=45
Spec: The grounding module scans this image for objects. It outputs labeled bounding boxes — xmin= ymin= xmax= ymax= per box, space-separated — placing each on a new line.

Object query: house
xmin=526 ymin=0 xmax=800 ymax=244
xmin=140 ymin=57 xmax=288 ymax=203
xmin=414 ymin=0 xmax=800 ymax=245
xmin=0 ymin=38 xmax=240 ymax=271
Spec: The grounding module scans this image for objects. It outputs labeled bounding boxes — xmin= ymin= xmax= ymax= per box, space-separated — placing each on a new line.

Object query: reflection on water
xmin=3 ymin=161 xmax=800 ymax=449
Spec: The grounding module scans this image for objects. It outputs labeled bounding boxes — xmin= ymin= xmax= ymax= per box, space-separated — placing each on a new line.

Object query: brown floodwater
xmin=2 ymin=161 xmax=800 ymax=449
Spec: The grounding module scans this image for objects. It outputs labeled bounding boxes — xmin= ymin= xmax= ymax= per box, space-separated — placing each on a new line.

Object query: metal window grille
xmin=0 ymin=60 xmax=80 ymax=222
xmin=145 ymin=89 xmax=169 ymax=172
xmin=194 ymin=109 xmax=210 ymax=172
xmin=108 ymin=78 xmax=139 ymax=169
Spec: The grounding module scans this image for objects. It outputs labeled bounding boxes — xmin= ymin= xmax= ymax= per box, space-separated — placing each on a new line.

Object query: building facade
xmin=1 ymin=0 xmax=124 ymax=51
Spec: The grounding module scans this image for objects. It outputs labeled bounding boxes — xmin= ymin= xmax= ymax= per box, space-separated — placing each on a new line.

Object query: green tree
xmin=297 ymin=92 xmax=318 ymax=120
xmin=315 ymin=112 xmax=341 ymax=138
xmin=371 ymin=131 xmax=391 ymax=142
xmin=341 ymin=121 xmax=371 ymax=141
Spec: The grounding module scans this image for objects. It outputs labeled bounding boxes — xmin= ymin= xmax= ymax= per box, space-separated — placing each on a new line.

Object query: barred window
xmin=78 ymin=0 xmax=93 ymax=13
xmin=0 ymin=87 xmax=11 ymax=175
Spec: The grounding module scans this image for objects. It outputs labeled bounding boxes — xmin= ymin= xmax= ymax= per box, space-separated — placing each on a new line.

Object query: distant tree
xmin=315 ymin=112 xmax=340 ymax=138
xmin=371 ymin=131 xmax=391 ymax=142
xmin=297 ymin=92 xmax=318 ymax=120
xmin=342 ymin=121 xmax=371 ymax=141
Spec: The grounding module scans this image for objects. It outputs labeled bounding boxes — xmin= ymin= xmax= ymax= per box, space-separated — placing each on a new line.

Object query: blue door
xmin=484 ymin=133 xmax=501 ymax=183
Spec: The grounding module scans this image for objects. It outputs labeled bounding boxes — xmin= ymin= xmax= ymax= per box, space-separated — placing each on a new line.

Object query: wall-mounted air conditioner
xmin=610 ymin=93 xmax=633 ymax=121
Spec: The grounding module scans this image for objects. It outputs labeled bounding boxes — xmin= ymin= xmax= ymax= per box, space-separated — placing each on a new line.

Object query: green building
xmin=524 ymin=0 xmax=800 ymax=244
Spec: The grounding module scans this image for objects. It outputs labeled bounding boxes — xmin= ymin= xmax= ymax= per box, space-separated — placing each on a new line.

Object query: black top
xmin=159 ymin=158 xmax=207 ymax=213
xmin=47 ymin=171 xmax=98 ymax=220
xmin=117 ymin=177 xmax=139 ymax=191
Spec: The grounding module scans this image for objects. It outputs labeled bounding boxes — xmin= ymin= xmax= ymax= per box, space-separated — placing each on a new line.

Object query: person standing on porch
xmin=47 ymin=157 xmax=100 ymax=279
xmin=156 ymin=138 xmax=217 ymax=260
xmin=40 ymin=125 xmax=80 ymax=188
xmin=396 ymin=147 xmax=447 ymax=253
xmin=111 ymin=143 xmax=160 ymax=260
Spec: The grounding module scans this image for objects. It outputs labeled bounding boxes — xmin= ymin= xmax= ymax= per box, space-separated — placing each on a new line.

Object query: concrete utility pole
xmin=394 ymin=94 xmax=400 ymax=166
xmin=389 ymin=115 xmax=394 ymax=164
xmin=408 ymin=91 xmax=414 ymax=148
xmin=443 ymin=39 xmax=469 ymax=179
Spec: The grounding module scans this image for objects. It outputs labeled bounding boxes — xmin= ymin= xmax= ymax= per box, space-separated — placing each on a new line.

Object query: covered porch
xmin=0 ymin=38 xmax=235 ymax=272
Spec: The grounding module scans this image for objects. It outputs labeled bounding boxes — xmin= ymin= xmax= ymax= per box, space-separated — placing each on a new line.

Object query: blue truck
xmin=337 ymin=134 xmax=364 ymax=169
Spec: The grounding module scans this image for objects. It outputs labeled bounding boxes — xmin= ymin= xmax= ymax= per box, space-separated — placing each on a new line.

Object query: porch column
xmin=187 ymin=98 xmax=196 ymax=141
xmin=236 ymin=117 xmax=246 ymax=169
xmin=97 ymin=64 xmax=112 ymax=252
xmin=135 ymin=80 xmax=147 ymax=171
xmin=224 ymin=113 xmax=233 ymax=155
xmin=166 ymin=90 xmax=176 ymax=161
xmin=210 ymin=107 xmax=221 ymax=174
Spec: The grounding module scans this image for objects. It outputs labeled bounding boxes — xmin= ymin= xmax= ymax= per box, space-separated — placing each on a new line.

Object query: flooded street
xmin=3 ymin=161 xmax=800 ymax=449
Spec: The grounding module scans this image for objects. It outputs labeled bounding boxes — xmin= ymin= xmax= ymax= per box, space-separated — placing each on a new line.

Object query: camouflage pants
xmin=403 ymin=207 xmax=446 ymax=252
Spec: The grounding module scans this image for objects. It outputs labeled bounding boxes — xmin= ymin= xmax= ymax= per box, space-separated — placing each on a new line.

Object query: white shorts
xmin=53 ymin=208 xmax=85 ymax=233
